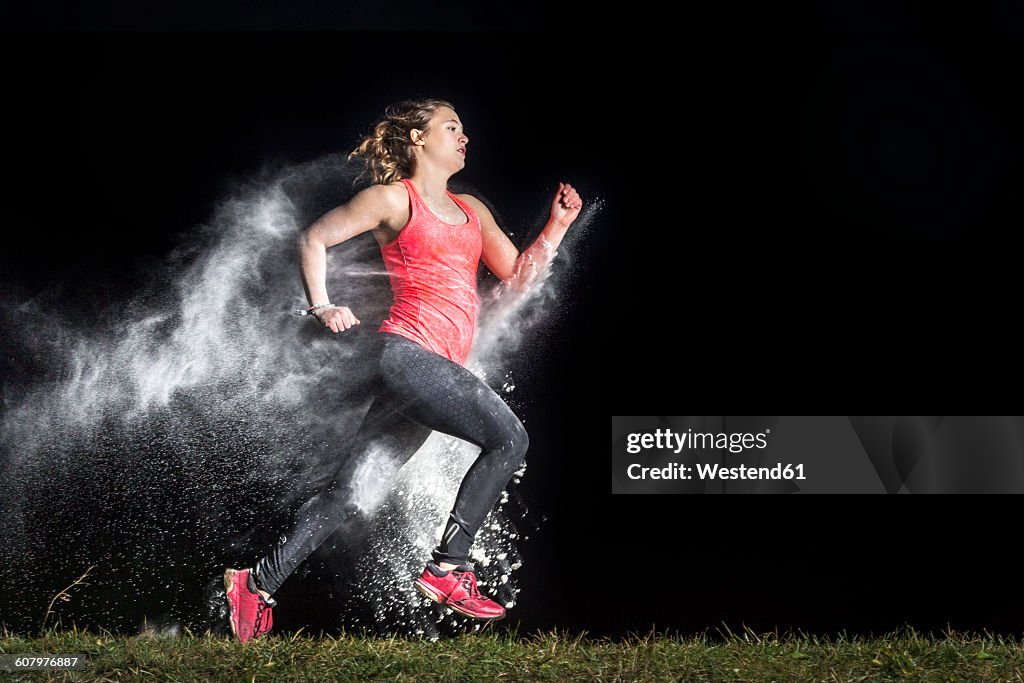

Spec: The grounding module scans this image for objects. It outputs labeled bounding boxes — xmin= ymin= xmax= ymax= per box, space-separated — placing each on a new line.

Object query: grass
xmin=1 ymin=625 xmax=1023 ymax=681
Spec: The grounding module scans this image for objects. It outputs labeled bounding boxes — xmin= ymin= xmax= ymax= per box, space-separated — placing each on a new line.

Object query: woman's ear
xmin=409 ymin=129 xmax=426 ymax=146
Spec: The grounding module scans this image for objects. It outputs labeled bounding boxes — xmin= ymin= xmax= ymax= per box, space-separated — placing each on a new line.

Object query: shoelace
xmin=253 ymin=597 xmax=273 ymax=637
xmin=455 ymin=570 xmax=484 ymax=601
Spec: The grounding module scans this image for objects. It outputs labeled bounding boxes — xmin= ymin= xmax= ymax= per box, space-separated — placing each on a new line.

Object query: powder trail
xmin=0 ymin=156 xmax=601 ymax=637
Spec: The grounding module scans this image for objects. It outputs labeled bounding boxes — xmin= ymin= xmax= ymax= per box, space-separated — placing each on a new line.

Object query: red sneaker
xmin=414 ymin=562 xmax=507 ymax=620
xmin=223 ymin=568 xmax=276 ymax=643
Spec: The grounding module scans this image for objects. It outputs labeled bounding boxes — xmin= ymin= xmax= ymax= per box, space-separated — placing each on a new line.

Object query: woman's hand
xmin=313 ymin=305 xmax=361 ymax=333
xmin=550 ymin=182 xmax=583 ymax=228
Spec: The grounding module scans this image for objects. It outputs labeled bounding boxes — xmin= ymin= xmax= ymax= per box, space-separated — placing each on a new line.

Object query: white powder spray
xmin=0 ymin=156 xmax=601 ymax=637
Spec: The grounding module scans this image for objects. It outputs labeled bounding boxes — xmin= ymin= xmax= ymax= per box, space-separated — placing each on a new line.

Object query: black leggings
xmin=253 ymin=332 xmax=529 ymax=595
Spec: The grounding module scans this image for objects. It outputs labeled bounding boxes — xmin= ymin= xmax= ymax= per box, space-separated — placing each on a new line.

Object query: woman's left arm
xmin=464 ymin=182 xmax=583 ymax=291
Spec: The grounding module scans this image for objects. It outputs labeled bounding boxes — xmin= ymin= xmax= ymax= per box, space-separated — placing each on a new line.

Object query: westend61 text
xmin=627 ymin=462 xmax=807 ymax=480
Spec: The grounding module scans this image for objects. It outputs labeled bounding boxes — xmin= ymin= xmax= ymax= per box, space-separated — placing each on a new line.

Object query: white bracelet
xmin=294 ymin=303 xmax=335 ymax=317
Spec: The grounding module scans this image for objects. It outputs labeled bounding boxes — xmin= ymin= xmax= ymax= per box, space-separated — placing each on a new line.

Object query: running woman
xmin=223 ymin=98 xmax=583 ymax=642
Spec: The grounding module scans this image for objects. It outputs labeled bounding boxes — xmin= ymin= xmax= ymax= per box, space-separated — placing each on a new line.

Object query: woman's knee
xmin=503 ymin=417 xmax=529 ymax=465
xmin=480 ymin=412 xmax=528 ymax=468
xmin=516 ymin=419 xmax=530 ymax=456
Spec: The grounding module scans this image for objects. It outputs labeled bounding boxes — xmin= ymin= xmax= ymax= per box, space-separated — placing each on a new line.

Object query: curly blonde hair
xmin=349 ymin=98 xmax=456 ymax=185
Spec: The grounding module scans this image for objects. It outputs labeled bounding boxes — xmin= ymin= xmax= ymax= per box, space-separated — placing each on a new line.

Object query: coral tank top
xmin=378 ymin=178 xmax=482 ymax=365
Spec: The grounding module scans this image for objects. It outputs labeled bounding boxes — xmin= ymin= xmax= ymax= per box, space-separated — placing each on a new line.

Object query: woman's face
xmin=416 ymin=107 xmax=469 ymax=171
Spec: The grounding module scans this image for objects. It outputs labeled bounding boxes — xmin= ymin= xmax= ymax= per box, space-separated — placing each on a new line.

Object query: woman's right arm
xmin=298 ymin=184 xmax=401 ymax=334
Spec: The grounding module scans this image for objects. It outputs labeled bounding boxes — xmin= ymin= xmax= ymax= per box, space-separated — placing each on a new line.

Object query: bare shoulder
xmin=345 ymin=182 xmax=407 ymax=228
xmin=454 ymin=192 xmax=483 ymax=209
xmin=454 ymin=193 xmax=496 ymax=222
xmin=357 ymin=181 xmax=411 ymax=242
xmin=355 ymin=182 xmax=408 ymax=212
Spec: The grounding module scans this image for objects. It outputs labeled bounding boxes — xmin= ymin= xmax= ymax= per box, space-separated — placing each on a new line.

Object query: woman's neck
xmin=408 ymin=168 xmax=453 ymax=199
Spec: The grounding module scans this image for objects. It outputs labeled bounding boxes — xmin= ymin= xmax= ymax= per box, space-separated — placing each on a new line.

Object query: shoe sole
xmin=414 ymin=578 xmax=507 ymax=621
xmin=223 ymin=568 xmax=241 ymax=640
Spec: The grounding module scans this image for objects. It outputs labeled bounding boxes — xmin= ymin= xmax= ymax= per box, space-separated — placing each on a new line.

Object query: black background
xmin=4 ymin=2 xmax=1023 ymax=637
